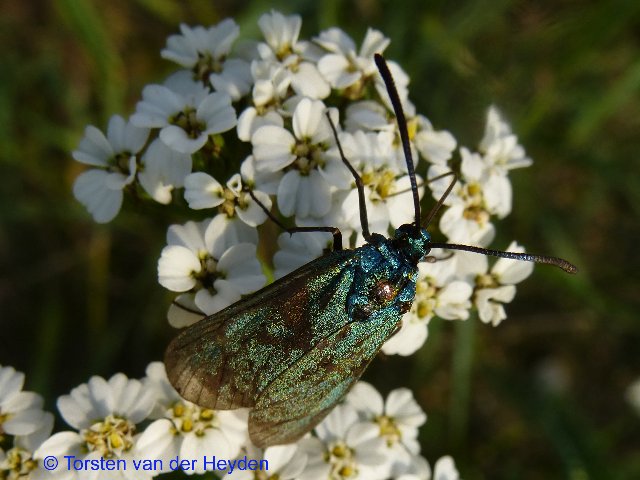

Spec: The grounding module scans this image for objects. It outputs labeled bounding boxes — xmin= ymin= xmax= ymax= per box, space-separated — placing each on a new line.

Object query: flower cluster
xmin=72 ymin=11 xmax=534 ymax=334
xmin=0 ymin=365 xmax=53 ymax=480
xmin=6 ymin=363 xmax=456 ymax=480
xmin=65 ymin=9 xmax=544 ymax=478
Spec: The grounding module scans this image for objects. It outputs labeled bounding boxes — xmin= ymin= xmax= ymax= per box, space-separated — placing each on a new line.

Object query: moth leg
xmin=247 ymin=189 xmax=343 ymax=250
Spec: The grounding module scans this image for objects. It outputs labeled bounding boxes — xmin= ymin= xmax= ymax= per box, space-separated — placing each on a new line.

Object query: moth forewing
xmin=164 ymin=248 xmax=356 ymax=412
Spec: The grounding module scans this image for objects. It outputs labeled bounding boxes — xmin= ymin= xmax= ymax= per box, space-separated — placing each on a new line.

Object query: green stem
xmin=449 ymin=315 xmax=476 ymax=450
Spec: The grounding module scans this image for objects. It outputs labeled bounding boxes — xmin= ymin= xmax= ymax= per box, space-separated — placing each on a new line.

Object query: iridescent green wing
xmin=248 ymin=306 xmax=401 ymax=447
xmin=164 ymin=249 xmax=357 ymax=410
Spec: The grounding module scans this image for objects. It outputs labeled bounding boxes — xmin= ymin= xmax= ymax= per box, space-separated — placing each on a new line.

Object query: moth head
xmin=393 ymin=224 xmax=431 ymax=262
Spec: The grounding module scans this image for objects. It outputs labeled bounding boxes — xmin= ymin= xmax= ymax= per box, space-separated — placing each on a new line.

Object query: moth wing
xmin=248 ymin=308 xmax=400 ymax=447
xmin=164 ymin=249 xmax=356 ymax=411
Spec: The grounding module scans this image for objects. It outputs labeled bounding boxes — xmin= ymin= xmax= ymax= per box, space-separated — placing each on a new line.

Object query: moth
xmin=164 ymin=54 xmax=577 ymax=448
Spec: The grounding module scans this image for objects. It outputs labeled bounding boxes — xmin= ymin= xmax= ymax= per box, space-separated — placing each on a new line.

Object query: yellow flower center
xmin=413 ymin=277 xmax=438 ymax=319
xmin=324 ymin=441 xmax=358 ymax=480
xmin=376 ymin=414 xmax=402 ymax=447
xmin=81 ymin=414 xmax=135 ymax=457
xmin=170 ymin=108 xmax=206 ymax=140
xmin=0 ymin=447 xmax=38 ymax=480
xmin=461 ymin=182 xmax=490 ymax=225
xmin=361 ymin=168 xmax=397 ymax=202
xmin=291 ymin=140 xmax=326 ymax=176
xmin=170 ymin=401 xmax=220 ymax=438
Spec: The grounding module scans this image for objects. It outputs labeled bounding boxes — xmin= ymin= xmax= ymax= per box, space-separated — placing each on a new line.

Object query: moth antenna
xmin=374 ymin=53 xmax=421 ymax=227
xmin=422 ymin=172 xmax=457 ymax=227
xmin=429 ymin=242 xmax=578 ymax=274
xmin=247 ymin=188 xmax=344 ymax=250
xmin=325 ymin=112 xmax=372 ymax=241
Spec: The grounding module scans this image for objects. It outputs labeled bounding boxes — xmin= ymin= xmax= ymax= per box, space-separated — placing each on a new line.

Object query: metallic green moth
xmin=164 ymin=54 xmax=576 ymax=448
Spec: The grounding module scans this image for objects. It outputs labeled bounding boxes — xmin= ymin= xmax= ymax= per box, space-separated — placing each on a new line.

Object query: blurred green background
xmin=1 ymin=1 xmax=639 ymax=478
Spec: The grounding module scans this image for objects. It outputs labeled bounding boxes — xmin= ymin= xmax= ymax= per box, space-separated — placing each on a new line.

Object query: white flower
xmin=431 ymin=456 xmax=460 ymax=480
xmin=315 ymin=27 xmax=390 ymax=89
xmin=138 ymin=138 xmax=192 ymax=204
xmin=301 ymin=403 xmax=391 ymax=479
xmin=0 ymin=366 xmax=54 ymax=480
xmin=34 ymin=373 xmax=155 ymax=480
xmin=162 ymin=19 xmax=239 ymax=71
xmin=137 ymin=362 xmax=248 ymax=475
xmin=383 ymin=260 xmax=473 ymax=356
xmin=459 ymin=241 xmax=534 ymax=326
xmin=184 ymin=172 xmax=271 ymax=227
xmin=161 ymin=20 xmax=252 ymax=100
xmin=392 ymin=454 xmax=431 ymax=480
xmin=346 ymin=382 xmax=426 ymax=475
xmin=479 ymin=106 xmax=532 ymax=173
xmin=414 ymin=115 xmax=457 ymax=165
xmin=258 ymin=11 xmax=302 ymax=59
xmin=236 ymin=61 xmax=289 ymax=141
xmin=428 ymin=156 xmax=498 ymax=246
xmin=72 ymin=115 xmax=149 ymax=223
xmin=338 ymin=130 xmax=422 ymax=234
xmin=273 ymin=231 xmax=333 ymax=279
xmin=158 ymin=219 xmax=265 ymax=324
xmin=131 ymin=72 xmax=237 ymax=154
xmin=256 ymin=11 xmax=330 ymax=99
xmin=252 ymin=99 xmax=343 ymax=220
xmin=0 ymin=366 xmax=50 ymax=438
xmin=222 ymin=444 xmax=306 ymax=479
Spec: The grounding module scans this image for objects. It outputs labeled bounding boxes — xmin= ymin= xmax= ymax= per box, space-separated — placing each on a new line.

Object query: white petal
xmin=72 ymin=125 xmax=113 ymax=166
xmin=292 ymin=98 xmax=324 ymax=140
xmin=34 ymin=431 xmax=84 ymax=459
xmin=492 ymin=242 xmax=535 ymax=284
xmin=318 ymin=54 xmax=360 ymax=88
xmin=385 ymin=389 xmax=426 ymax=427
xmin=107 ymin=115 xmax=150 ymax=153
xmin=157 ymin=245 xmax=200 ymax=292
xmin=166 ymin=220 xmax=208 ymax=251
xmin=277 ymin=170 xmax=302 ymax=217
xmin=252 ymin=125 xmax=296 ymax=171
xmin=433 ymin=455 xmax=460 ymax=480
xmin=0 ymin=366 xmax=24 ymax=403
xmin=131 ymin=84 xmax=183 ymax=127
xmin=381 ymin=315 xmax=428 ymax=356
xmin=73 ymin=169 xmax=123 ymax=223
xmin=160 ymin=125 xmax=208 ymax=154
xmin=290 ymin=62 xmax=331 ymax=99
xmin=236 ymin=190 xmax=271 ymax=227
xmin=197 ymin=92 xmax=237 ymax=134
xmin=2 ymin=405 xmax=45 ymax=435
xmin=167 ymin=293 xmax=205 ymax=328
xmin=195 ymin=281 xmax=239 ymax=315
xmin=135 ymin=419 xmax=179 ymax=471
xmin=237 ymin=108 xmax=283 ymax=142
xmin=183 ymin=172 xmax=225 ymax=209
xmin=346 ymin=382 xmax=384 ymax=416
xmin=204 ymin=215 xmax=258 ymax=259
